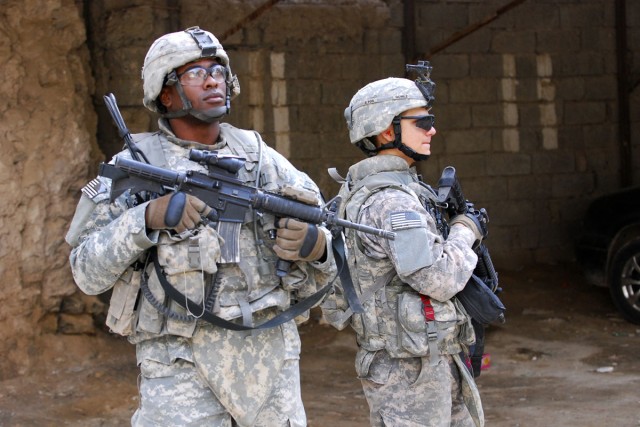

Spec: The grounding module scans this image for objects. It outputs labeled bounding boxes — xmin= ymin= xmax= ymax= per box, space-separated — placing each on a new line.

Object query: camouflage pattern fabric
xmin=191 ymin=314 xmax=306 ymax=426
xmin=359 ymin=351 xmax=478 ymax=427
xmin=331 ymin=155 xmax=484 ymax=426
xmin=131 ymin=356 xmax=230 ymax=426
xmin=67 ymin=120 xmax=336 ymax=426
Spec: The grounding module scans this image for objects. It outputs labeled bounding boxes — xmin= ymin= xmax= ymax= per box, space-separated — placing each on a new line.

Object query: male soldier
xmin=66 ymin=27 xmax=335 ymax=427
xmin=322 ymin=71 xmax=486 ymax=426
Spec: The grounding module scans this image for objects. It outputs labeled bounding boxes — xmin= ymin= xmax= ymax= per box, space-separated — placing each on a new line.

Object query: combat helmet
xmin=142 ymin=26 xmax=241 ymax=122
xmin=344 ymin=62 xmax=436 ymax=161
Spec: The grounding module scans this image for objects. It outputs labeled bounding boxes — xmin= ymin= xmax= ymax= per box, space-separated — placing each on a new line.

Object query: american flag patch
xmin=81 ymin=178 xmax=104 ymax=198
xmin=390 ymin=211 xmax=421 ymax=231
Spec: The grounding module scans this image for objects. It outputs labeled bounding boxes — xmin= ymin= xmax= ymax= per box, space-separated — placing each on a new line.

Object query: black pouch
xmin=456 ymin=274 xmax=505 ymax=325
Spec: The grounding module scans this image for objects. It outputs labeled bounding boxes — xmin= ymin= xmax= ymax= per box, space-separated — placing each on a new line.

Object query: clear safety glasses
xmin=177 ymin=64 xmax=226 ymax=86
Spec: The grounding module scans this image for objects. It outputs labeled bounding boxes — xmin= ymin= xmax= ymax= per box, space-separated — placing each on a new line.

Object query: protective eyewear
xmin=398 ymin=114 xmax=435 ymax=132
xmin=177 ymin=64 xmax=226 ymax=86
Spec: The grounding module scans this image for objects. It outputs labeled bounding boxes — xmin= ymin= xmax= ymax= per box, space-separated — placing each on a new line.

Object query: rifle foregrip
xmin=255 ymin=193 xmax=325 ymax=224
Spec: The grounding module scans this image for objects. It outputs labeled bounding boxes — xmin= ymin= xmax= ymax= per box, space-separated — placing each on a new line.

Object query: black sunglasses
xmin=398 ymin=114 xmax=435 ymax=131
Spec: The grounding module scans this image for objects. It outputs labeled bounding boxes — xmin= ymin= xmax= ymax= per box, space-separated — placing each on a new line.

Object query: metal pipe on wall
xmin=615 ymin=0 xmax=632 ymax=187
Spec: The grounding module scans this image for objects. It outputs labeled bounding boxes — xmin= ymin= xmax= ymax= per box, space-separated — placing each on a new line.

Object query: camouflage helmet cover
xmin=141 ymin=26 xmax=240 ymax=113
xmin=344 ymin=77 xmax=428 ymax=146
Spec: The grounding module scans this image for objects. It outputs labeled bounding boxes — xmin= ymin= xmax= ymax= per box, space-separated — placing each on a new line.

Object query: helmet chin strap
xmin=373 ymin=118 xmax=430 ymax=162
xmin=163 ymin=78 xmax=231 ymax=123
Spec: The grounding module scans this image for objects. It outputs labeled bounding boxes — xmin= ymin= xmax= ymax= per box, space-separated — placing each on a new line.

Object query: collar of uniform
xmin=157 ymin=118 xmax=228 ymax=151
xmin=348 ymin=154 xmax=417 ymax=182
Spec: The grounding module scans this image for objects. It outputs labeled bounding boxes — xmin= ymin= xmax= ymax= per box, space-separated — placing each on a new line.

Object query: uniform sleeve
xmin=357 ymin=188 xmax=477 ymax=302
xmin=67 ymin=179 xmax=158 ymax=295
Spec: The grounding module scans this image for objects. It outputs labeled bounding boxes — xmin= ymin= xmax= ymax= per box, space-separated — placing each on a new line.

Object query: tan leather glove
xmin=273 ymin=218 xmax=327 ymax=262
xmin=145 ymin=192 xmax=210 ymax=233
xmin=450 ymin=208 xmax=489 ymax=247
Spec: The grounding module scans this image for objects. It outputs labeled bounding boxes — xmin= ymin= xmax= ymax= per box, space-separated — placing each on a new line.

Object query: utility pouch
xmin=456 ymin=274 xmax=505 ymax=325
xmin=397 ymin=292 xmax=433 ymax=356
xmin=453 ymin=298 xmax=476 ymax=349
xmin=154 ymin=227 xmax=223 ymax=335
xmin=106 ymin=268 xmax=141 ymax=336
xmin=397 ymin=292 xmax=462 ymax=358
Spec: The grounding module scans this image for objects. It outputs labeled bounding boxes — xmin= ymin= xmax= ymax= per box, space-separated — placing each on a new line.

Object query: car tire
xmin=608 ymin=239 xmax=640 ymax=324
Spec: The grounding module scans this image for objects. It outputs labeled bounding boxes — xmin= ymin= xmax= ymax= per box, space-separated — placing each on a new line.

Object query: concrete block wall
xmin=410 ymin=0 xmax=639 ymax=267
xmin=83 ymin=0 xmax=639 ymax=269
xmin=86 ymin=0 xmax=403 ymax=198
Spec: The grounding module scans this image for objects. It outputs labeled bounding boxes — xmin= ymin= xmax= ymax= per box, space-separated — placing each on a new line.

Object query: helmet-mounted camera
xmin=406 ymin=60 xmax=436 ymax=107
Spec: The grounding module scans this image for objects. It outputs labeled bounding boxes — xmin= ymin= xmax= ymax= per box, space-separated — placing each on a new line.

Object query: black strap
xmin=331 ymin=232 xmax=364 ymax=314
xmin=149 ymin=247 xmax=332 ymax=331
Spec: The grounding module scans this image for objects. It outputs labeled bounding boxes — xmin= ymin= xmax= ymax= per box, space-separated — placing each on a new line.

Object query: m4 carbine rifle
xmin=99 ymin=153 xmax=398 ymax=317
xmin=100 ymin=153 xmax=394 ymax=244
xmin=436 ymin=166 xmax=506 ymax=377
xmin=98 ymin=95 xmax=395 ymax=319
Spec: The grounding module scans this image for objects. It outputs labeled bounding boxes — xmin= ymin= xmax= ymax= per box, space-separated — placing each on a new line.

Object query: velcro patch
xmin=390 ymin=211 xmax=421 ymax=230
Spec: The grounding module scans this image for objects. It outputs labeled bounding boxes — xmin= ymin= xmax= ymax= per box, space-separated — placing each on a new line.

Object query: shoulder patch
xmin=81 ymin=177 xmax=107 ymax=199
xmin=390 ymin=211 xmax=421 ymax=231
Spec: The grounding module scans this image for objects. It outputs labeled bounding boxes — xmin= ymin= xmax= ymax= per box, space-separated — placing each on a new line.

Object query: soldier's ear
xmin=159 ymin=87 xmax=173 ymax=109
xmin=380 ymin=124 xmax=395 ymax=142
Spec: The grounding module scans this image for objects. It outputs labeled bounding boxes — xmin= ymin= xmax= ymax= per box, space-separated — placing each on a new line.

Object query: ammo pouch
xmin=146 ymin=227 xmax=222 ymax=336
xmin=106 ymin=267 xmax=142 ymax=336
xmin=396 ymin=292 xmax=472 ymax=359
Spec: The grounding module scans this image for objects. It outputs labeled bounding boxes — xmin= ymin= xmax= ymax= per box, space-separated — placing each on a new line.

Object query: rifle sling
xmin=149 ymin=246 xmax=332 ymax=331
xmin=331 ymin=233 xmax=364 ymax=314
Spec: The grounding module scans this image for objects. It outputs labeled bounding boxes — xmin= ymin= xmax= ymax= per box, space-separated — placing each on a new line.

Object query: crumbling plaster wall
xmin=0 ymin=0 xmax=100 ymax=378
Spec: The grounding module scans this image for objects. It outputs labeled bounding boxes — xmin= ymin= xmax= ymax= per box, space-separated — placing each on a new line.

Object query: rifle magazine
xmin=217 ymin=221 xmax=242 ymax=264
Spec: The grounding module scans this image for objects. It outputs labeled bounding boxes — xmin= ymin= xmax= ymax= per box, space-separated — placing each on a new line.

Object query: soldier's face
xmin=399 ymin=106 xmax=436 ymax=157
xmin=161 ymin=58 xmax=227 ymax=112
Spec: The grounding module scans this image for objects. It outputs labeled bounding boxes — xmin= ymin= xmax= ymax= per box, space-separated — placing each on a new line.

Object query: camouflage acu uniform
xmin=66 ymin=119 xmax=336 ymax=426
xmin=322 ymin=154 xmax=484 ymax=427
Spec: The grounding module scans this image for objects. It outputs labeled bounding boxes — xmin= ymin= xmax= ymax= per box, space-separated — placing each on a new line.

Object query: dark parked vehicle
xmin=575 ymin=185 xmax=640 ymax=324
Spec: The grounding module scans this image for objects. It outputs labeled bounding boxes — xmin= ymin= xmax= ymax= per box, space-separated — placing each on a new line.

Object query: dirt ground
xmin=1 ymin=263 xmax=639 ymax=427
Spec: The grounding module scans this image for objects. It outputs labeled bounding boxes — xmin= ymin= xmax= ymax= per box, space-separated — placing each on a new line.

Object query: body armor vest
xmin=332 ymin=156 xmax=473 ymax=359
xmin=106 ymin=124 xmax=307 ymax=340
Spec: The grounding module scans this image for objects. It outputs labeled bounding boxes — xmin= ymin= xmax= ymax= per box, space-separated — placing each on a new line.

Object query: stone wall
xmin=0 ymin=0 xmax=637 ymax=379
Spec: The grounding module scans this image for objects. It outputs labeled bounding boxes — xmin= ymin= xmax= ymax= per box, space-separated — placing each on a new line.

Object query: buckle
xmin=185 ymin=27 xmax=217 ymax=57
